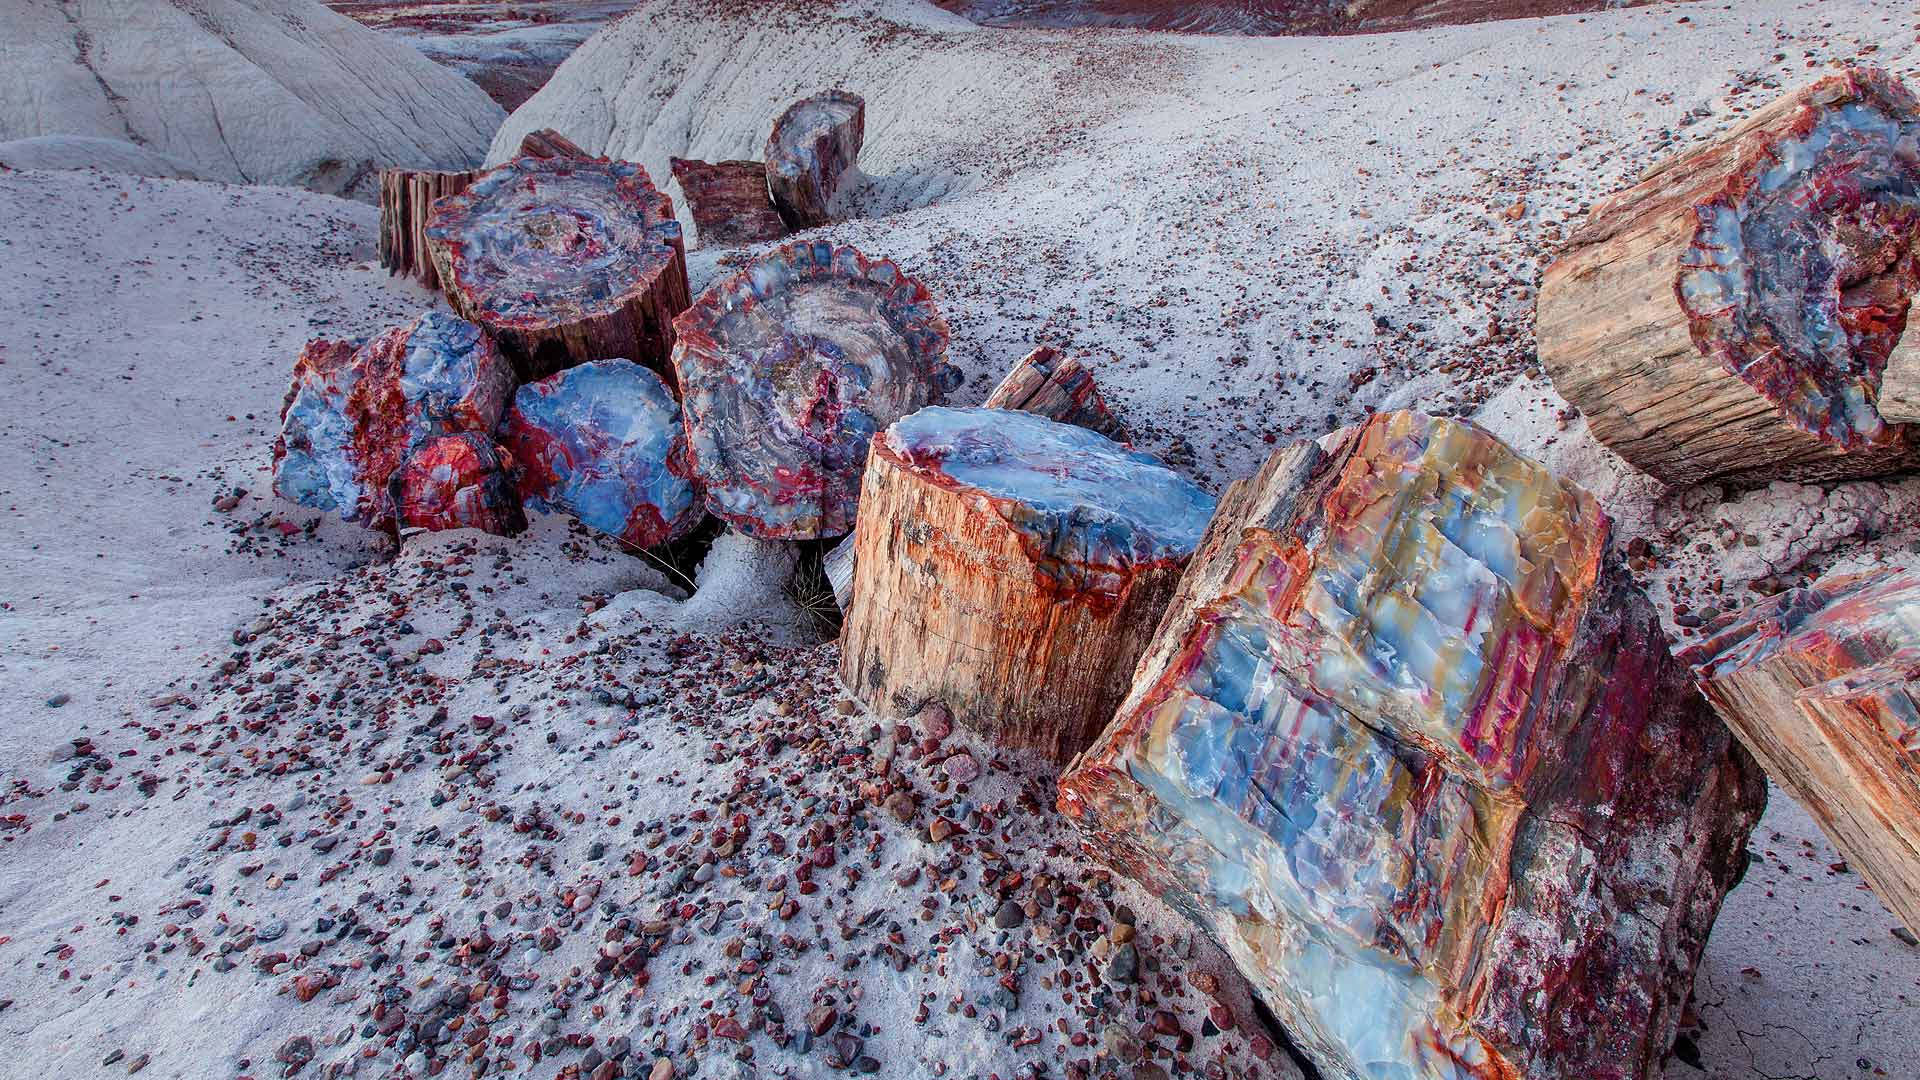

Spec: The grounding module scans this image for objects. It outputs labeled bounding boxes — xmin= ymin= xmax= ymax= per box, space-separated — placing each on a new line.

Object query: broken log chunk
xmin=517 ymin=127 xmax=589 ymax=160
xmin=982 ymin=344 xmax=1129 ymax=441
xmin=838 ymin=406 xmax=1215 ymax=763
xmin=765 ymin=89 xmax=864 ymax=230
xmin=500 ymin=359 xmax=704 ymax=549
xmin=425 ymin=155 xmax=691 ymax=384
xmin=1538 ymin=67 xmax=1920 ymax=486
xmin=273 ymin=312 xmax=515 ymax=531
xmin=1059 ymin=409 xmax=1767 ymax=1080
xmin=378 ymin=167 xmax=478 ymax=289
xmin=669 ymin=157 xmax=788 ymax=249
xmin=391 ymin=433 xmax=526 ymax=536
xmin=1679 ymin=569 xmax=1920 ymax=932
xmin=673 ymin=240 xmax=959 ymax=539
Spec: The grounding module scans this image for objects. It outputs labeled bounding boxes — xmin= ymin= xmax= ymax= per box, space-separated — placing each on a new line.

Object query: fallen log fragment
xmin=669 ymin=157 xmax=788 ymax=249
xmin=1680 ymin=569 xmax=1920 ymax=932
xmin=426 ymin=155 xmax=691 ymax=384
xmin=517 ymin=127 xmax=588 ymax=160
xmin=765 ymin=90 xmax=864 ymax=230
xmin=1538 ymin=67 xmax=1920 ymax=486
xmin=378 ymin=167 xmax=478 ymax=289
xmin=673 ymin=241 xmax=958 ymax=539
xmin=500 ymin=359 xmax=704 ymax=549
xmin=391 ymin=433 xmax=526 ymax=536
xmin=839 ymin=407 xmax=1214 ymax=763
xmin=1060 ymin=409 xmax=1766 ymax=1080
xmin=982 ymin=344 xmax=1129 ymax=440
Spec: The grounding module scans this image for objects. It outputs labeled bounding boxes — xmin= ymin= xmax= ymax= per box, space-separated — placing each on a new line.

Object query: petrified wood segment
xmin=839 ymin=407 xmax=1215 ymax=763
xmin=1059 ymin=410 xmax=1766 ymax=1080
xmin=1680 ymin=569 xmax=1920 ymax=932
xmin=1538 ymin=67 xmax=1920 ymax=486
xmin=669 ymin=157 xmax=789 ymax=249
xmin=500 ymin=359 xmax=704 ymax=550
xmin=983 ymin=344 xmax=1129 ymax=441
xmin=765 ymin=90 xmax=865 ymax=230
xmin=378 ymin=167 xmax=477 ymax=289
xmin=673 ymin=241 xmax=958 ymax=540
xmin=273 ymin=312 xmax=514 ymax=532
xmin=517 ymin=127 xmax=588 ymax=160
xmin=391 ymin=433 xmax=525 ymax=536
xmin=426 ymin=155 xmax=691 ymax=384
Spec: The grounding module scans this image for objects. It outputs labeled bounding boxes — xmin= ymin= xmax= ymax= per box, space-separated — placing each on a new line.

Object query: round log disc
xmin=425 ymin=155 xmax=691 ymax=385
xmin=765 ymin=90 xmax=865 ymax=230
xmin=673 ymin=241 xmax=958 ymax=540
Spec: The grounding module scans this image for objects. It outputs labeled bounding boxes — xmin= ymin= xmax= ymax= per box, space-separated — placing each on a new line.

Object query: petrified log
xmin=500 ymin=359 xmax=704 ymax=549
xmin=378 ymin=167 xmax=478 ymax=289
xmin=1059 ymin=410 xmax=1767 ymax=1080
xmin=765 ymin=90 xmax=864 ymax=230
xmin=673 ymin=241 xmax=959 ymax=539
xmin=669 ymin=157 xmax=788 ymax=249
xmin=839 ymin=407 xmax=1215 ymax=763
xmin=273 ymin=312 xmax=515 ymax=532
xmin=390 ymin=433 xmax=525 ymax=536
xmin=517 ymin=127 xmax=588 ymax=160
xmin=982 ymin=344 xmax=1129 ymax=440
xmin=1679 ymin=569 xmax=1920 ymax=932
xmin=425 ymin=155 xmax=691 ymax=385
xmin=1538 ymin=67 xmax=1920 ymax=486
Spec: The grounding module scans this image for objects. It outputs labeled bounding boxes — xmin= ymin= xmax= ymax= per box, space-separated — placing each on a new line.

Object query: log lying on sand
xmin=274 ymin=312 xmax=515 ymax=532
xmin=378 ymin=167 xmax=478 ymax=289
xmin=517 ymin=127 xmax=588 ymax=160
xmin=1679 ymin=569 xmax=1920 ymax=933
xmin=1060 ymin=410 xmax=1767 ymax=1080
xmin=426 ymin=155 xmax=691 ymax=384
xmin=673 ymin=241 xmax=959 ymax=539
xmin=670 ymin=157 xmax=789 ymax=249
xmin=982 ymin=344 xmax=1129 ymax=441
xmin=1538 ymin=67 xmax=1920 ymax=486
xmin=500 ymin=359 xmax=705 ymax=549
xmin=839 ymin=407 xmax=1215 ymax=763
xmin=391 ymin=433 xmax=526 ymax=536
xmin=765 ymin=90 xmax=865 ymax=230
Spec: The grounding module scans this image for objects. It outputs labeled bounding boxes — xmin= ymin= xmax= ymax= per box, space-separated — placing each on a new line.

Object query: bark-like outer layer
xmin=982 ymin=344 xmax=1130 ymax=441
xmin=379 ymin=168 xmax=477 ymax=290
xmin=1538 ymin=67 xmax=1920 ymax=486
xmin=670 ymin=158 xmax=789 ymax=249
xmin=764 ymin=90 xmax=865 ymax=230
xmin=1060 ymin=411 xmax=1767 ymax=1080
xmin=425 ymin=154 xmax=691 ymax=386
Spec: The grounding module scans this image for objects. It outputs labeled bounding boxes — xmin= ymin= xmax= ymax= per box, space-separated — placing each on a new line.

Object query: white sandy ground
xmin=1 ymin=1 xmax=1918 ymax=1078
xmin=1 ymin=0 xmax=504 ymax=199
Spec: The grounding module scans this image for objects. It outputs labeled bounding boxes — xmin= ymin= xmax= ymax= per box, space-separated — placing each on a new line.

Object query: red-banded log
xmin=673 ymin=241 xmax=958 ymax=540
xmin=837 ymin=406 xmax=1217 ymax=763
xmin=1538 ymin=67 xmax=1920 ymax=486
xmin=1679 ymin=568 xmax=1920 ymax=932
xmin=517 ymin=128 xmax=588 ymax=160
xmin=765 ymin=90 xmax=864 ymax=230
xmin=669 ymin=157 xmax=788 ymax=249
xmin=982 ymin=344 xmax=1129 ymax=441
xmin=425 ymin=155 xmax=691 ymax=385
xmin=379 ymin=167 xmax=478 ymax=289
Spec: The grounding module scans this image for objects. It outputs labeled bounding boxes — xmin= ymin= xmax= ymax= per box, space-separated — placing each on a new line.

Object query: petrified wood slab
xmin=765 ymin=90 xmax=864 ymax=230
xmin=391 ymin=432 xmax=525 ymax=536
xmin=1538 ymin=67 xmax=1920 ymax=486
xmin=379 ymin=167 xmax=477 ymax=290
xmin=1680 ymin=569 xmax=1920 ymax=932
xmin=673 ymin=241 xmax=958 ymax=540
xmin=839 ymin=407 xmax=1215 ymax=763
xmin=669 ymin=157 xmax=789 ymax=249
xmin=982 ymin=344 xmax=1129 ymax=441
xmin=426 ymin=155 xmax=691 ymax=385
xmin=1059 ymin=410 xmax=1767 ymax=1080
xmin=273 ymin=312 xmax=515 ymax=532
xmin=500 ymin=359 xmax=704 ymax=549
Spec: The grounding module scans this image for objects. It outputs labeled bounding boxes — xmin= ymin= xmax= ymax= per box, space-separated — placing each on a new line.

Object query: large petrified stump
xmin=391 ymin=433 xmax=526 ymax=536
xmin=425 ymin=155 xmax=691 ymax=384
xmin=669 ymin=157 xmax=789 ymax=249
xmin=1059 ymin=410 xmax=1767 ymax=1080
xmin=379 ymin=168 xmax=477 ymax=290
xmin=1538 ymin=67 xmax=1920 ymax=486
xmin=982 ymin=344 xmax=1129 ymax=441
xmin=1680 ymin=569 xmax=1920 ymax=932
xmin=274 ymin=312 xmax=516 ymax=532
xmin=500 ymin=359 xmax=705 ymax=549
xmin=673 ymin=241 xmax=958 ymax=539
xmin=765 ymin=90 xmax=865 ymax=230
xmin=839 ymin=407 xmax=1215 ymax=763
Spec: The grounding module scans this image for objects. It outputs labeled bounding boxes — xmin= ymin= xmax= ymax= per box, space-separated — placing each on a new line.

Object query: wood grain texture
xmin=982 ymin=345 xmax=1129 ymax=441
xmin=378 ymin=168 xmax=477 ymax=290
